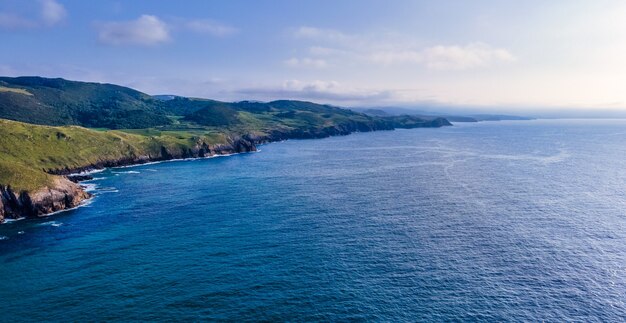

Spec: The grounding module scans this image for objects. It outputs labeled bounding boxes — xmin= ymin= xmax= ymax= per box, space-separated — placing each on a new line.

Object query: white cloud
xmin=185 ymin=19 xmax=237 ymax=37
xmin=40 ymin=0 xmax=67 ymax=26
xmin=285 ymin=57 xmax=328 ymax=68
xmin=369 ymin=43 xmax=515 ymax=70
xmin=98 ymin=15 xmax=170 ymax=46
xmin=292 ymin=26 xmax=515 ymax=70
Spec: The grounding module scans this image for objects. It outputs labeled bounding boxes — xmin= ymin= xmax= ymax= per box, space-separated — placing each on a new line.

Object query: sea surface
xmin=1 ymin=119 xmax=626 ymax=321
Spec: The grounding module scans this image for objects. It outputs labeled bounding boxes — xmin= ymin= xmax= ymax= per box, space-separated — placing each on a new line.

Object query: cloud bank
xmin=290 ymin=26 xmax=515 ymax=70
xmin=96 ymin=15 xmax=237 ymax=46
xmin=370 ymin=43 xmax=516 ymax=70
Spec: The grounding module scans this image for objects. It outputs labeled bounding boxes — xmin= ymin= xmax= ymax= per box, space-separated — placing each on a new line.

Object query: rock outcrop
xmin=0 ymin=178 xmax=90 ymax=222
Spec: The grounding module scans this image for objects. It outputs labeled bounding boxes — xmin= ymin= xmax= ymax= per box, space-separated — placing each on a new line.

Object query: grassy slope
xmin=0 ymin=119 xmax=231 ymax=191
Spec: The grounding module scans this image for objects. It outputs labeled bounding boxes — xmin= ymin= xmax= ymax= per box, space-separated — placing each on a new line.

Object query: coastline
xmin=0 ymin=135 xmax=258 ymax=223
xmin=0 ymin=119 xmax=451 ymax=222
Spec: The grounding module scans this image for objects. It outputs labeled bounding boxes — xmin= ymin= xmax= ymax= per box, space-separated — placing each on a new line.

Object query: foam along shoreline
xmin=68 ymin=150 xmax=248 ymax=177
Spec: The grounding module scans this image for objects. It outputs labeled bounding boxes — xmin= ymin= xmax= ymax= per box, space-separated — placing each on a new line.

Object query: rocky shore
xmin=0 ymin=118 xmax=451 ymax=222
xmin=1 ymin=178 xmax=90 ymax=221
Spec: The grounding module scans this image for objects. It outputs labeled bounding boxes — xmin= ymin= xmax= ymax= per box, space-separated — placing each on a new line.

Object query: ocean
xmin=1 ymin=119 xmax=625 ymax=321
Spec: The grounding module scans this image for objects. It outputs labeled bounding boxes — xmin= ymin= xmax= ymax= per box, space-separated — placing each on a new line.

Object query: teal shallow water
xmin=1 ymin=119 xmax=626 ymax=321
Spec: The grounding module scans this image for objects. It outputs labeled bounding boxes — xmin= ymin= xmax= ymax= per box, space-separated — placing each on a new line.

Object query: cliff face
xmin=0 ymin=178 xmax=90 ymax=222
xmin=46 ymin=136 xmax=258 ymax=176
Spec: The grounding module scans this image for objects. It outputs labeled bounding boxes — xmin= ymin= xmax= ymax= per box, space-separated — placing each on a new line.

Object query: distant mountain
xmin=351 ymin=107 xmax=533 ymax=122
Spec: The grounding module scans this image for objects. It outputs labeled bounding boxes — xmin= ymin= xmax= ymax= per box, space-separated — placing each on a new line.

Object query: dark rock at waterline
xmin=67 ymin=175 xmax=94 ymax=183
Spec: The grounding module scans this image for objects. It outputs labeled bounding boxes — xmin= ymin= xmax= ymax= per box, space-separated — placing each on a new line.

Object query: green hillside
xmin=0 ymin=119 xmax=236 ymax=191
xmin=0 ymin=76 xmax=449 ymax=132
xmin=0 ymin=76 xmax=171 ymax=129
xmin=0 ymin=76 xmax=451 ymax=193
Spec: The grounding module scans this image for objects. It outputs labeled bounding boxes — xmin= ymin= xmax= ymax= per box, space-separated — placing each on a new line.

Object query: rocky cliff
xmin=0 ymin=178 xmax=90 ymax=222
xmin=46 ymin=136 xmax=257 ymax=176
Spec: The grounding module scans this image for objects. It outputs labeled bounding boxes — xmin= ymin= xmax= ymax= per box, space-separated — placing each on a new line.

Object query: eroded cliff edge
xmin=1 ymin=178 xmax=90 ymax=221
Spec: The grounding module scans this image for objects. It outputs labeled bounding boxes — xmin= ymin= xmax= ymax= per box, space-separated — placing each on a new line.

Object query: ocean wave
xmin=80 ymin=183 xmax=98 ymax=192
xmin=112 ymin=170 xmax=140 ymax=174
xmin=69 ymin=168 xmax=106 ymax=176
xmin=96 ymin=187 xmax=119 ymax=193
xmin=38 ymin=221 xmax=62 ymax=227
xmin=84 ymin=177 xmax=106 ymax=181
xmin=99 ymin=190 xmax=119 ymax=193
xmin=1 ymin=217 xmax=25 ymax=224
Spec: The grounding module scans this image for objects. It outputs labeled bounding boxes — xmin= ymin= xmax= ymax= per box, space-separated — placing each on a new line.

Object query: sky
xmin=2 ymin=0 xmax=626 ymax=112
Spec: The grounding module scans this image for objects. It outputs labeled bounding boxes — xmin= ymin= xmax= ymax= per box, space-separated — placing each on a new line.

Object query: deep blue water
xmin=1 ymin=119 xmax=626 ymax=321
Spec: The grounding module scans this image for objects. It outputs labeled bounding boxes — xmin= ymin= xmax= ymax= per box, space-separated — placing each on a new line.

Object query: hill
xmin=0 ymin=76 xmax=451 ymax=131
xmin=0 ymin=76 xmax=171 ymax=129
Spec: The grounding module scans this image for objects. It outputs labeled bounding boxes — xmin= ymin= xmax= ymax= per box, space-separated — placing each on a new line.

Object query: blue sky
xmin=2 ymin=0 xmax=626 ymax=110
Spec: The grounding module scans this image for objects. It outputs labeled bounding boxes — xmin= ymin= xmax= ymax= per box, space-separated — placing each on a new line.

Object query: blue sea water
xmin=1 ymin=119 xmax=626 ymax=321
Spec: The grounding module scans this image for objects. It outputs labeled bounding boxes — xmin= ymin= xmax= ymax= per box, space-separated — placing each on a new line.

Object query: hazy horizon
xmin=2 ymin=0 xmax=626 ymax=114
